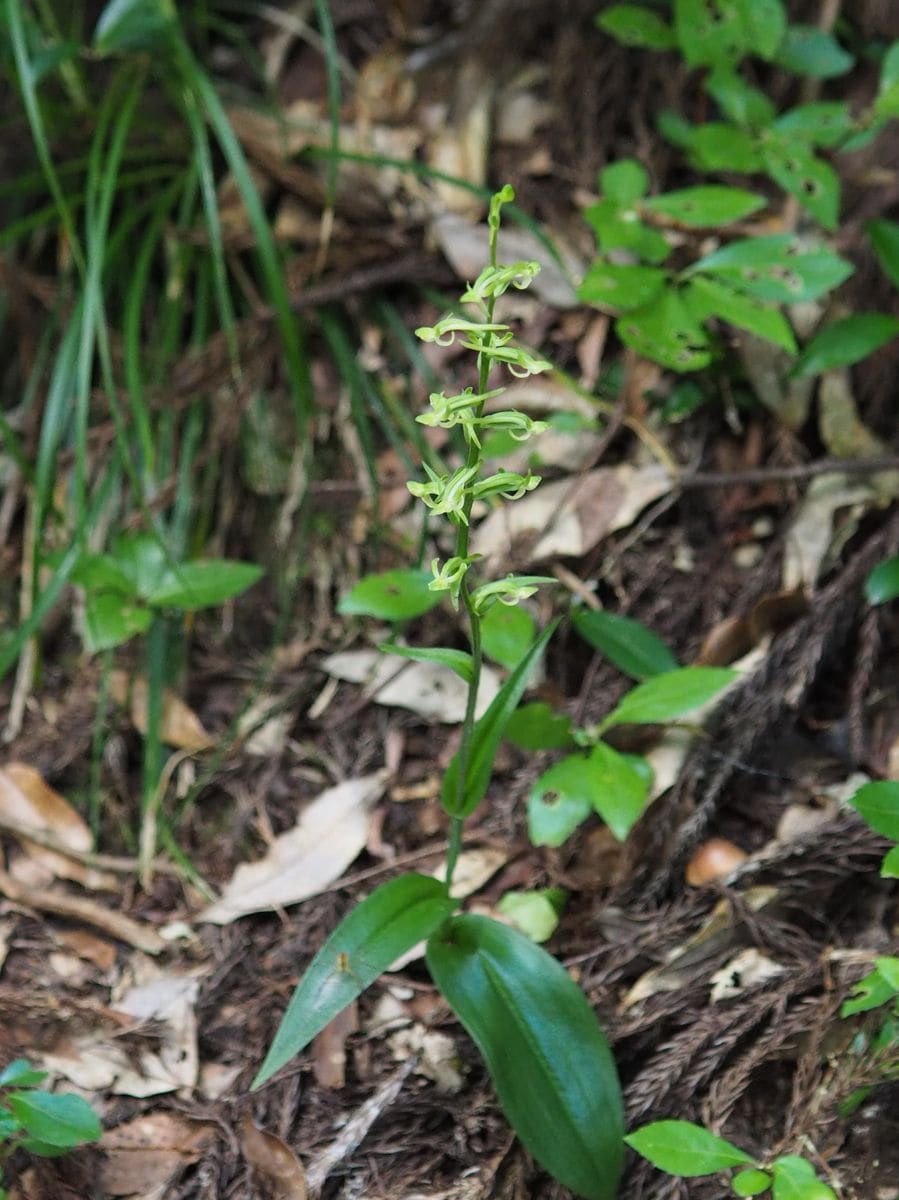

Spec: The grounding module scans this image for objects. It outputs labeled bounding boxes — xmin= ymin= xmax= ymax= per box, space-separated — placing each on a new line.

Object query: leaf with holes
xmin=762 ymin=140 xmax=840 ymax=230
xmin=688 ymin=236 xmax=853 ymax=303
xmin=616 ymin=289 xmax=712 ymax=372
xmin=579 ymin=263 xmax=668 ymax=311
xmin=734 ymin=0 xmax=786 ymax=60
xmin=774 ymin=103 xmax=853 ymax=148
xmin=427 ymin=915 xmax=624 ymax=1200
xmin=527 ymin=754 xmax=595 ymax=847
xmin=687 ymin=122 xmax=763 ymax=172
xmin=584 ymin=199 xmax=672 ymax=265
xmin=674 ymin=0 xmax=749 ymax=68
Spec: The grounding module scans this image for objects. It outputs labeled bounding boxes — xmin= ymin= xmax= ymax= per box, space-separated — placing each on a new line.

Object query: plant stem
xmin=445 ymin=238 xmax=499 ymax=891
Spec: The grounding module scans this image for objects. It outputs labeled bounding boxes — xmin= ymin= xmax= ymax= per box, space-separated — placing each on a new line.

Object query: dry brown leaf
xmin=111 ymin=967 xmax=201 ymax=1093
xmin=52 ymin=928 xmax=117 ymax=971
xmin=0 ymin=763 xmax=116 ymax=890
xmin=100 ymin=1111 xmax=216 ymax=1198
xmin=240 ymin=1112 xmax=307 ymax=1200
xmin=109 ymin=672 xmax=213 ymax=751
xmin=472 ymin=463 xmax=670 ymax=570
xmin=200 ymin=771 xmax=388 ymax=924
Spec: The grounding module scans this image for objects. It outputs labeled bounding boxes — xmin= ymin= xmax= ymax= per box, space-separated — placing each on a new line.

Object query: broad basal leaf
xmin=254 ymin=873 xmax=455 ymax=1087
xmin=603 ymin=667 xmax=737 ymax=728
xmin=442 ymin=620 xmax=558 ymax=818
xmin=427 ymin=915 xmax=623 ymax=1200
xmin=625 ymin=1120 xmax=753 ymax=1176
xmin=572 ymin=608 xmax=678 ymax=680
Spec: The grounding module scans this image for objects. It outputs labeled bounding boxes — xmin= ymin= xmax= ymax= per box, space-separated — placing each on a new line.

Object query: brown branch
xmin=675 ymin=456 xmax=899 ymax=488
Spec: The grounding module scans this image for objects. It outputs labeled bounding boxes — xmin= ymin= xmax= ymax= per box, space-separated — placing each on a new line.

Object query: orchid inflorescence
xmin=408 ymin=185 xmax=552 ymax=612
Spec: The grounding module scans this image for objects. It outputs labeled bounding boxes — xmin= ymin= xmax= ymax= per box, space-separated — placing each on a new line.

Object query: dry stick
xmin=0 ymin=864 xmax=166 ymax=954
xmin=0 ymin=812 xmax=185 ymax=877
xmin=674 ymin=455 xmax=899 ymax=488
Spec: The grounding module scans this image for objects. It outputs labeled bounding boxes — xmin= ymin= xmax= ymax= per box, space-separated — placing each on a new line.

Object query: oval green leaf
xmin=528 ymin=753 xmax=596 ymax=847
xmin=616 ymin=290 xmax=712 ymax=373
xmin=761 ymin=141 xmax=840 ymax=230
xmin=865 ymin=555 xmax=899 ymax=606
xmin=379 ymin=643 xmax=474 ymax=684
xmin=600 ymin=158 xmax=650 ymax=204
xmin=426 ymin=914 xmax=624 ymax=1200
xmin=481 ymin=602 xmax=536 ymax=669
xmin=774 ymin=103 xmax=853 ymax=148
xmin=848 ymin=781 xmax=899 ymax=840
xmin=7 ymin=1092 xmax=101 ymax=1147
xmin=685 ymin=276 xmax=797 ymax=353
xmin=83 ymin=593 xmax=152 ymax=652
xmin=674 ymin=0 xmax=748 ymax=67
xmin=791 ymin=314 xmax=899 ymax=377
xmin=146 ymin=559 xmax=264 ymax=610
xmin=338 ymin=569 xmax=440 ymax=621
xmin=442 ymin=619 xmax=558 ymax=818
xmin=505 ymin=701 xmax=576 ymax=751
xmin=775 ymin=26 xmax=854 ymax=78
xmin=733 ymin=1168 xmax=774 ymax=1196
xmin=587 ymin=741 xmax=652 ymax=840
xmin=689 ymin=236 xmax=853 ymax=303
xmin=875 ymin=956 xmax=899 ymax=991
xmin=705 ymin=68 xmax=775 ymax=129
xmin=0 ymin=1061 xmax=46 ymax=1088
xmin=625 ymin=1120 xmax=753 ymax=1176
xmin=881 ymin=844 xmax=899 ymax=879
xmin=770 ymin=1155 xmax=837 ymax=1200
xmin=253 ymin=873 xmax=455 ymax=1087
xmin=579 ymin=263 xmax=668 ymax=312
xmin=643 ymin=186 xmax=766 ymax=227
xmin=603 ymin=667 xmax=737 ymax=728
xmin=597 ymin=5 xmax=676 ymax=51
xmin=867 ymin=218 xmax=899 ymax=290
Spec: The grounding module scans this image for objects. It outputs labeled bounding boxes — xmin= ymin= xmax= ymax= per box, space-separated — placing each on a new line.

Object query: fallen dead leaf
xmin=0 ymin=763 xmax=116 ymax=890
xmin=111 ymin=966 xmax=201 ymax=1093
xmin=433 ymin=847 xmax=508 ymax=900
xmin=240 ymin=1112 xmax=307 ymax=1200
xmin=200 ymin=771 xmax=388 ymax=923
xmin=472 ymin=463 xmax=670 ymax=570
xmin=387 ymin=1025 xmax=463 ymax=1092
xmin=52 ymin=928 xmax=117 ymax=972
xmin=710 ymin=948 xmax=786 ymax=1003
xmin=431 ymin=211 xmax=584 ymax=310
xmin=321 ymin=651 xmax=500 ymax=723
xmin=109 ymin=671 xmax=213 ymax=751
xmin=100 ymin=1111 xmax=217 ymax=1198
xmin=782 ymin=474 xmax=874 ymax=590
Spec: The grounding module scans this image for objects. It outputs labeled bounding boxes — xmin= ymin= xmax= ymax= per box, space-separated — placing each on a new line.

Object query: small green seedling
xmin=0 ymin=1059 xmax=101 ymax=1197
xmin=626 ymin=1119 xmax=837 ymax=1199
xmin=255 ymin=188 xmax=625 ymax=1200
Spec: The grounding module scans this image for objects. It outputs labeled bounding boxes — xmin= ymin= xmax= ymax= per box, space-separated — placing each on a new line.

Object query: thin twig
xmin=674 ymin=456 xmax=899 ymax=488
xmin=0 ymin=812 xmax=185 ymax=877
